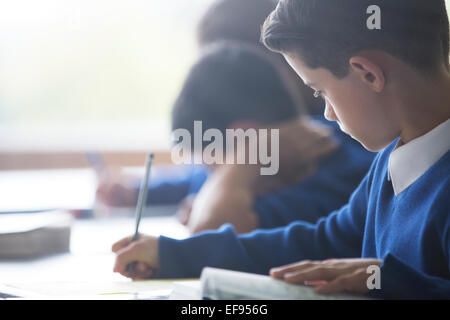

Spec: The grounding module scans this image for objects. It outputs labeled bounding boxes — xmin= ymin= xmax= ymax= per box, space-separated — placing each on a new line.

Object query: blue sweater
xmin=158 ymin=141 xmax=450 ymax=299
xmin=144 ymin=165 xmax=209 ymax=205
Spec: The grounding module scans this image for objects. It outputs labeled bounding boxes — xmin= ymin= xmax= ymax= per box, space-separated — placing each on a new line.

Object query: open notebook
xmin=170 ymin=267 xmax=372 ymax=300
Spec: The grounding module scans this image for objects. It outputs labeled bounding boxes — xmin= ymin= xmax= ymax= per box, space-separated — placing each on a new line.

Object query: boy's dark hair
xmin=197 ymin=0 xmax=325 ymax=115
xmin=197 ymin=0 xmax=278 ymax=46
xmin=171 ymin=42 xmax=299 ymax=144
xmin=262 ymin=0 xmax=450 ymax=78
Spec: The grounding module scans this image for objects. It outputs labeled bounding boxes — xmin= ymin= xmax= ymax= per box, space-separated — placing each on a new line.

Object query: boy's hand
xmin=112 ymin=234 xmax=160 ymax=280
xmin=270 ymin=258 xmax=382 ymax=295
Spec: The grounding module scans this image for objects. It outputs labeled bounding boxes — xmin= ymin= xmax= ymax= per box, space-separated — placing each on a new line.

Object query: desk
xmin=0 ymin=168 xmax=191 ymax=298
xmin=0 ymin=215 xmax=190 ymax=298
xmin=0 ymin=169 xmax=97 ymax=212
xmin=0 ymin=167 xmax=183 ymax=212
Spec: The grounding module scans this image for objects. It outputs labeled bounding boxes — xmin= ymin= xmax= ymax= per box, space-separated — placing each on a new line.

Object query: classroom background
xmin=0 ymin=0 xmax=449 ymax=300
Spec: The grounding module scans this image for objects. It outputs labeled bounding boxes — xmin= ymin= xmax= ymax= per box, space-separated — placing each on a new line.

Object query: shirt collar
xmin=388 ymin=118 xmax=450 ymax=195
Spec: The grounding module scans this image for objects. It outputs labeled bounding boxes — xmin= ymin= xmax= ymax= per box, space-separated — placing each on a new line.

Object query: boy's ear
xmin=349 ymin=56 xmax=385 ymax=93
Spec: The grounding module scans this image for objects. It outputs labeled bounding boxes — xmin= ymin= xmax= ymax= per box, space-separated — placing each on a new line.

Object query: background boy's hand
xmin=96 ymin=169 xmax=139 ymax=208
xmin=96 ymin=170 xmax=138 ymax=207
xmin=252 ymin=117 xmax=339 ymax=195
xmin=270 ymin=258 xmax=382 ymax=295
xmin=112 ymin=234 xmax=160 ymax=280
xmin=273 ymin=117 xmax=339 ymax=189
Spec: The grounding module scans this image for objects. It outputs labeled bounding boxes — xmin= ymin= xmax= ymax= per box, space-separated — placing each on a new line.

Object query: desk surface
xmin=0 ymin=169 xmax=97 ymax=212
xmin=0 ymin=216 xmax=189 ymax=284
xmin=0 ymin=168 xmax=192 ymax=298
xmin=0 ymin=167 xmax=174 ymax=212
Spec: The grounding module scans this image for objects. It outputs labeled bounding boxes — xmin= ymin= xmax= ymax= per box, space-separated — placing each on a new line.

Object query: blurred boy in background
xmin=171 ymin=41 xmax=374 ymax=234
xmin=97 ymin=0 xmax=374 ymax=235
xmin=95 ymin=0 xmax=339 ymax=215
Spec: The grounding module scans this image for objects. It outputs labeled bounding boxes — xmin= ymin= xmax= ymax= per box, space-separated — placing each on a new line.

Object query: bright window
xmin=0 ymin=1 xmax=449 ymax=152
xmin=0 ymin=0 xmax=214 ymax=151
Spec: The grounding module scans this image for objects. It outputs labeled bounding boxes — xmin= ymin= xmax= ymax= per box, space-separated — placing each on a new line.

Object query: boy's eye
xmin=313 ymin=90 xmax=322 ymax=98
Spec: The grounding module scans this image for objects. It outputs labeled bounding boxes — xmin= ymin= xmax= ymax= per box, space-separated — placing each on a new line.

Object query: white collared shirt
xmin=388 ymin=118 xmax=450 ymax=195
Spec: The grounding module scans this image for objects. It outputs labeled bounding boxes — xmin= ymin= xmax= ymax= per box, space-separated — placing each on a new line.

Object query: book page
xmin=201 ymin=267 xmax=371 ymax=300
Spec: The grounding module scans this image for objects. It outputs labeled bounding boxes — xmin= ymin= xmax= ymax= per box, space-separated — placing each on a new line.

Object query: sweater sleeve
xmin=368 ymin=253 xmax=450 ymax=299
xmin=141 ymin=166 xmax=208 ymax=205
xmin=156 ymin=171 xmax=372 ymax=279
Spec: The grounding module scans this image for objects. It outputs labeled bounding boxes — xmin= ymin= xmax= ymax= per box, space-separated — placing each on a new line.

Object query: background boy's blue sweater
xmin=157 ymin=142 xmax=450 ymax=299
xmin=144 ymin=165 xmax=209 ymax=205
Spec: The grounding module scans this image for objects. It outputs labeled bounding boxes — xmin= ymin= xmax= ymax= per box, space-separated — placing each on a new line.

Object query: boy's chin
xmin=338 ymin=122 xmax=396 ymax=152
xmin=359 ymin=137 xmax=394 ymax=152
xmin=345 ymin=129 xmax=393 ymax=152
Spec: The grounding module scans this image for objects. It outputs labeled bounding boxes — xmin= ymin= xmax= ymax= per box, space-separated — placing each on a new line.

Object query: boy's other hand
xmin=112 ymin=234 xmax=160 ymax=280
xmin=270 ymin=258 xmax=382 ymax=295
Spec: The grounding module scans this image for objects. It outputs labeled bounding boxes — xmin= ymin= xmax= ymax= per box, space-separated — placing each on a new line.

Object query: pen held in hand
xmin=85 ymin=152 xmax=106 ymax=175
xmin=125 ymin=153 xmax=154 ymax=275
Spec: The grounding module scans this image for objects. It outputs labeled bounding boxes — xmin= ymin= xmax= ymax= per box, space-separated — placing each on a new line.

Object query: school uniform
xmin=144 ymin=165 xmax=208 ymax=205
xmin=157 ymin=119 xmax=450 ymax=299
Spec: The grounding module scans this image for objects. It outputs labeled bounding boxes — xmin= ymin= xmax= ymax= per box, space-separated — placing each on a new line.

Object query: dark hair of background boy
xmin=171 ymin=41 xmax=300 ymax=147
xmin=197 ymin=0 xmax=325 ymax=115
xmin=262 ymin=0 xmax=449 ymax=78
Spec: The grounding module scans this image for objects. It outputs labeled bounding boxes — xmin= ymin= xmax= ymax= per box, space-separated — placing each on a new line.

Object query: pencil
xmin=85 ymin=152 xmax=106 ymax=175
xmin=125 ymin=153 xmax=154 ymax=274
